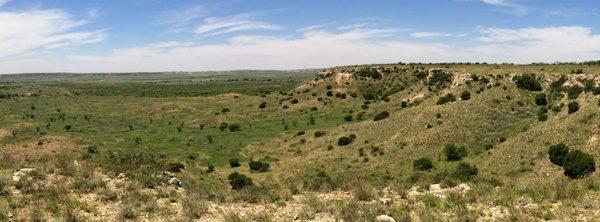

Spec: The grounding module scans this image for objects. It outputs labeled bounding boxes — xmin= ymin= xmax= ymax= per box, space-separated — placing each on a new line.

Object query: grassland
xmin=1 ymin=62 xmax=600 ymax=221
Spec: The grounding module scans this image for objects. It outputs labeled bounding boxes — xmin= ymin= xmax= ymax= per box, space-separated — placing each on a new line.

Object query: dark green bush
xmin=249 ymin=160 xmax=270 ymax=172
xmin=413 ymin=157 xmax=434 ymax=171
xmin=373 ymin=111 xmax=390 ymax=121
xmin=354 ymin=68 xmax=382 ymax=79
xmin=228 ymin=123 xmax=241 ymax=132
xmin=258 ymin=101 xmax=267 ymax=109
xmin=436 ymin=94 xmax=456 ymax=105
xmin=548 ymin=143 xmax=570 ymax=166
xmin=427 ymin=72 xmax=453 ymax=87
xmin=314 ymin=130 xmax=326 ymax=138
xmin=568 ymin=101 xmax=579 ymax=114
xmin=567 ymin=86 xmax=583 ymax=99
xmin=444 ymin=144 xmax=467 ymax=161
xmin=563 ymin=150 xmax=596 ymax=179
xmin=535 ymin=93 xmax=547 ymax=106
xmin=344 ymin=115 xmax=353 ymax=122
xmin=228 ymin=172 xmax=253 ymax=190
xmin=229 ymin=158 xmax=241 ymax=168
xmin=291 ymin=98 xmax=299 ymax=104
xmin=513 ymin=74 xmax=542 ymax=91
xmin=338 ymin=136 xmax=354 ymax=146
xmin=454 ymin=162 xmax=478 ymax=181
xmin=167 ymin=162 xmax=185 ymax=172
xmin=460 ymin=91 xmax=471 ymax=101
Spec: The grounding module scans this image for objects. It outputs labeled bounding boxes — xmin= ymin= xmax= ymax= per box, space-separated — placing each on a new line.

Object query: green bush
xmin=436 ymin=94 xmax=456 ymax=105
xmin=548 ymin=143 xmax=570 ymax=166
xmin=535 ymin=93 xmax=547 ymax=106
xmin=338 ymin=136 xmax=354 ymax=146
xmin=513 ymin=74 xmax=542 ymax=91
xmin=427 ymin=72 xmax=453 ymax=87
xmin=344 ymin=114 xmax=353 ymax=122
xmin=228 ymin=172 xmax=253 ymax=190
xmin=460 ymin=91 xmax=471 ymax=101
xmin=291 ymin=98 xmax=299 ymax=104
xmin=167 ymin=162 xmax=185 ymax=172
xmin=568 ymin=101 xmax=579 ymax=114
xmin=444 ymin=144 xmax=467 ymax=161
xmin=354 ymin=68 xmax=382 ymax=79
xmin=228 ymin=123 xmax=242 ymax=132
xmin=229 ymin=158 xmax=241 ymax=168
xmin=567 ymin=86 xmax=583 ymax=99
xmin=563 ymin=150 xmax=596 ymax=179
xmin=454 ymin=162 xmax=478 ymax=181
xmin=314 ymin=130 xmax=326 ymax=138
xmin=249 ymin=160 xmax=270 ymax=172
xmin=373 ymin=111 xmax=390 ymax=121
xmin=413 ymin=157 xmax=434 ymax=171
xmin=258 ymin=101 xmax=267 ymax=109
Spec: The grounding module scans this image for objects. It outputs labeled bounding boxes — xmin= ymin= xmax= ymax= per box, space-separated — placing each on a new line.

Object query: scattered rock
xmin=168 ymin=177 xmax=182 ymax=187
xmin=116 ymin=173 xmax=127 ymax=179
xmin=376 ymin=215 xmax=396 ymax=222
xmin=12 ymin=168 xmax=35 ymax=182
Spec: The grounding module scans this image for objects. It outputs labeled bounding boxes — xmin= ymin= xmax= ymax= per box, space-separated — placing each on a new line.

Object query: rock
xmin=375 ymin=215 xmax=396 ymax=222
xmin=165 ymin=171 xmax=176 ymax=178
xmin=12 ymin=168 xmax=36 ymax=182
xmin=168 ymin=177 xmax=182 ymax=187
xmin=117 ymin=173 xmax=127 ymax=179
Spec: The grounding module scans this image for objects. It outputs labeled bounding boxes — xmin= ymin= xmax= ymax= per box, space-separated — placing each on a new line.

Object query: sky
xmin=0 ymin=0 xmax=599 ymax=73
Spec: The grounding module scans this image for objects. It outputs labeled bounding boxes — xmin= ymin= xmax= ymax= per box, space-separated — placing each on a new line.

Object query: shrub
xmin=444 ymin=144 xmax=467 ymax=161
xmin=229 ymin=158 xmax=241 ymax=168
xmin=436 ymin=94 xmax=456 ymax=105
xmin=535 ymin=93 xmax=547 ymax=106
xmin=567 ymin=86 xmax=583 ymax=99
xmin=563 ymin=150 xmax=596 ymax=179
xmin=167 ymin=162 xmax=185 ymax=172
xmin=228 ymin=123 xmax=242 ymax=132
xmin=513 ymin=74 xmax=542 ymax=91
xmin=373 ymin=111 xmax=390 ymax=121
xmin=454 ymin=162 xmax=478 ymax=181
xmin=228 ymin=172 xmax=253 ymax=190
xmin=291 ymin=98 xmax=299 ymax=104
xmin=548 ymin=143 xmax=570 ymax=166
xmin=460 ymin=91 xmax=471 ymax=101
xmin=338 ymin=136 xmax=354 ymax=146
xmin=344 ymin=115 xmax=353 ymax=122
xmin=427 ymin=72 xmax=453 ymax=87
xmin=296 ymin=131 xmax=305 ymax=136
xmin=249 ymin=160 xmax=270 ymax=172
xmin=314 ymin=131 xmax=326 ymax=138
xmin=568 ymin=101 xmax=579 ymax=114
xmin=354 ymin=68 xmax=382 ymax=79
xmin=64 ymin=125 xmax=72 ymax=131
xmin=258 ymin=102 xmax=267 ymax=109
xmin=413 ymin=157 xmax=434 ymax=171
xmin=221 ymin=108 xmax=230 ymax=113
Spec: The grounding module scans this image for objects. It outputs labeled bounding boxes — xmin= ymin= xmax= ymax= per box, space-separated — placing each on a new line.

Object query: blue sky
xmin=0 ymin=0 xmax=599 ymax=73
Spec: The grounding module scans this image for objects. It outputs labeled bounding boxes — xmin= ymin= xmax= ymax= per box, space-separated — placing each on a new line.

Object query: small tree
xmin=413 ymin=157 xmax=434 ymax=171
xmin=548 ymin=143 xmax=570 ymax=166
xmin=444 ymin=144 xmax=467 ymax=161
xmin=563 ymin=150 xmax=596 ymax=179
xmin=227 ymin=172 xmax=253 ymax=190
xmin=568 ymin=101 xmax=579 ymax=114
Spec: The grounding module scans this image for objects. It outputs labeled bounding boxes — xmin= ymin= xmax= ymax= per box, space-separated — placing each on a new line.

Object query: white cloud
xmin=194 ymin=14 xmax=280 ymax=37
xmin=0 ymin=9 xmax=106 ymax=58
xmin=0 ymin=0 xmax=10 ymax=8
xmin=482 ymin=0 xmax=528 ymax=15
xmin=410 ymin=32 xmax=466 ymax=38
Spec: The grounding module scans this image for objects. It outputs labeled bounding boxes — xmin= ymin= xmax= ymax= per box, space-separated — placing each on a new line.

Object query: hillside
xmin=1 ymin=62 xmax=600 ymax=221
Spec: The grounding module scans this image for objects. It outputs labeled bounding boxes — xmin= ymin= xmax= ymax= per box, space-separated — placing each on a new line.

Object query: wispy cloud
xmin=482 ymin=0 xmax=528 ymax=15
xmin=194 ymin=13 xmax=280 ymax=37
xmin=0 ymin=8 xmax=107 ymax=58
xmin=0 ymin=0 xmax=11 ymax=8
xmin=410 ymin=32 xmax=466 ymax=38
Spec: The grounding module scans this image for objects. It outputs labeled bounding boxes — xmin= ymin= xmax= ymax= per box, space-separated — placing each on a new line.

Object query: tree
xmin=548 ymin=143 xmax=569 ymax=166
xmin=227 ymin=172 xmax=253 ymax=190
xmin=413 ymin=157 xmax=434 ymax=171
xmin=444 ymin=144 xmax=467 ymax=161
xmin=563 ymin=150 xmax=596 ymax=179
xmin=373 ymin=111 xmax=390 ymax=121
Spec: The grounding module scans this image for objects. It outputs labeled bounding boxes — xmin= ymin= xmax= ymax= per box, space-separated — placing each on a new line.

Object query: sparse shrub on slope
xmin=454 ymin=162 xmax=478 ymax=181
xmin=228 ymin=123 xmax=242 ymax=132
xmin=444 ymin=144 xmax=467 ymax=161
xmin=436 ymin=93 xmax=457 ymax=105
xmin=259 ymin=101 xmax=267 ymax=109
xmin=314 ymin=130 xmax=326 ymax=138
xmin=513 ymin=74 xmax=542 ymax=91
xmin=460 ymin=90 xmax=471 ymax=101
xmin=373 ymin=111 xmax=390 ymax=121
xmin=229 ymin=158 xmax=241 ymax=168
xmin=338 ymin=134 xmax=356 ymax=146
xmin=249 ymin=160 xmax=270 ymax=172
xmin=354 ymin=68 xmax=382 ymax=79
xmin=535 ymin=93 xmax=547 ymax=106
xmin=563 ymin=150 xmax=596 ymax=179
xmin=548 ymin=143 xmax=570 ymax=166
xmin=344 ymin=114 xmax=353 ymax=122
xmin=167 ymin=162 xmax=185 ymax=172
xmin=567 ymin=86 xmax=583 ymax=99
xmin=568 ymin=101 xmax=579 ymax=114
xmin=427 ymin=71 xmax=453 ymax=88
xmin=228 ymin=172 xmax=253 ymax=190
xmin=413 ymin=157 xmax=434 ymax=171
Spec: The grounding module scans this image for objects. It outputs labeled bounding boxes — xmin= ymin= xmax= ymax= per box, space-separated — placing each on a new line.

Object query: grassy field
xmin=1 ymin=63 xmax=600 ymax=221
